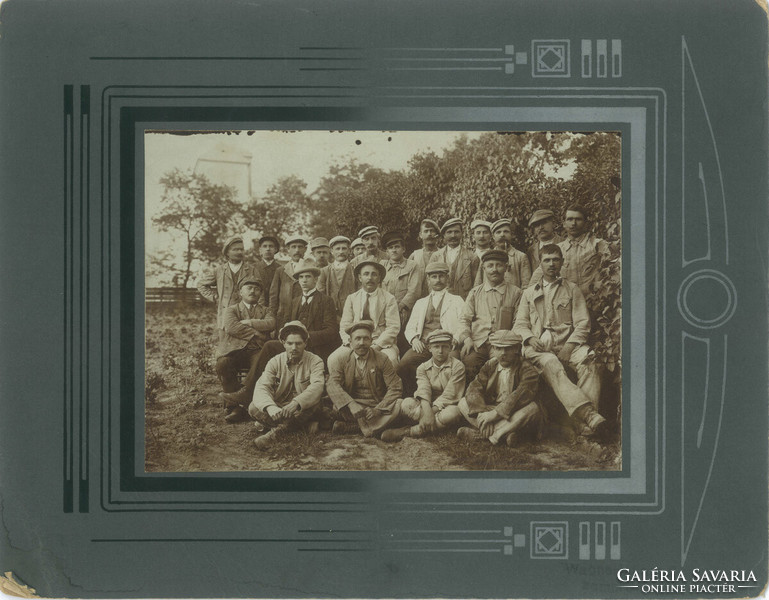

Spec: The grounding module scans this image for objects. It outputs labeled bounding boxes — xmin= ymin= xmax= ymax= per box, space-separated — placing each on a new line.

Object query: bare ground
xmin=145 ymin=303 xmax=621 ymax=472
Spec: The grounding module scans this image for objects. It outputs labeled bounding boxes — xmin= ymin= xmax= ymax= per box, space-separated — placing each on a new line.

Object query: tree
xmin=243 ymin=175 xmax=311 ymax=243
xmin=151 ymin=169 xmax=240 ymax=287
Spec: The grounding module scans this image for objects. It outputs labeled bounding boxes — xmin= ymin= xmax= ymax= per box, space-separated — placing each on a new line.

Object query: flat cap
xmin=425 ymin=261 xmax=450 ymax=275
xmin=358 ymin=225 xmax=379 ymax=238
xmin=238 ymin=276 xmax=263 ymax=289
xmin=488 ymin=330 xmax=523 ymax=347
xmin=292 ymin=258 xmax=321 ymax=279
xmin=528 ymin=209 xmax=555 ymax=227
xmin=350 ymin=237 xmax=364 ymax=249
xmin=222 ymin=235 xmax=244 ymax=257
xmin=381 ymin=230 xmax=406 ymax=248
xmin=329 ymin=235 xmax=351 ymax=247
xmin=440 ymin=217 xmax=464 ymax=233
xmin=345 ymin=319 xmax=375 ymax=335
xmin=490 ymin=218 xmax=512 ymax=233
xmin=425 ymin=329 xmax=454 ymax=345
xmin=284 ymin=235 xmax=309 ymax=247
xmin=354 ymin=259 xmax=387 ymax=280
xmin=470 ymin=219 xmax=492 ymax=230
xmin=420 ymin=218 xmax=440 ymax=231
xmin=278 ymin=320 xmax=310 ymax=341
xmin=481 ymin=248 xmax=509 ymax=263
xmin=310 ymin=237 xmax=330 ymax=250
xmin=257 ymin=235 xmax=281 ymax=248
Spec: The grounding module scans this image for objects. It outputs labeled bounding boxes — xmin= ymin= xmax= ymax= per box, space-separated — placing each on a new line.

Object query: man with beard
xmin=326 ymin=320 xmax=403 ymax=438
xmin=458 ymin=249 xmax=523 ymax=382
xmin=269 ymin=235 xmax=308 ymax=333
xmin=398 ymin=261 xmax=464 ymax=396
xmin=249 ymin=321 xmax=325 ymax=449
xmin=318 ymin=235 xmax=358 ymax=318
xmin=428 ymin=217 xmax=480 ymax=300
xmin=215 ymin=276 xmax=275 ymax=423
xmin=197 ymin=235 xmax=260 ymax=341
xmin=335 ymin=259 xmax=401 ymax=367
xmin=456 ymin=330 xmax=542 ymax=446
xmin=490 ymin=218 xmax=532 ymax=289
xmin=525 ymin=209 xmax=563 ymax=271
xmin=513 ymin=244 xmax=608 ymax=439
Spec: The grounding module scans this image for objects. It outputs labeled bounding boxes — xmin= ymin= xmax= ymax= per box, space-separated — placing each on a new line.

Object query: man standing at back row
xmin=525 ymin=209 xmax=563 ymax=271
xmin=429 ymin=218 xmax=479 ymax=300
xmin=491 ymin=218 xmax=531 ymax=289
xmin=513 ymin=244 xmax=607 ymax=438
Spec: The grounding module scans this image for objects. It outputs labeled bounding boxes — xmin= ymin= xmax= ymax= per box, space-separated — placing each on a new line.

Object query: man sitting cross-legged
xmin=457 ymin=330 xmax=542 ymax=447
xmin=381 ymin=330 xmax=465 ymax=443
xmin=248 ymin=321 xmax=325 ymax=449
xmin=326 ymin=320 xmax=403 ymax=438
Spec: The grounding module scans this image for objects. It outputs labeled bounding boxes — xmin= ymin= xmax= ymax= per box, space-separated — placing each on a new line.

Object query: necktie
xmin=362 ymin=293 xmax=372 ymax=320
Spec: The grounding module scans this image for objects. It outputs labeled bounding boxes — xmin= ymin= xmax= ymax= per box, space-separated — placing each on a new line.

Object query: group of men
xmin=196 ymin=205 xmax=613 ymax=450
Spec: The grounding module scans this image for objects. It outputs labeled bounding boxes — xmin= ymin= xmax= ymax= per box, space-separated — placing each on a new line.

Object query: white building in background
xmin=194 ymin=141 xmax=253 ymax=201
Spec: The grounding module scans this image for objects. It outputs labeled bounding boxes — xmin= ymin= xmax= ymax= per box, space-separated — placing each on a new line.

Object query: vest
xmin=421 ymin=293 xmax=444 ymax=340
xmin=351 ymin=359 xmax=375 ymax=401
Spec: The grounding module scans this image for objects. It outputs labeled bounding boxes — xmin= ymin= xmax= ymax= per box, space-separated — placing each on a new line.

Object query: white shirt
xmin=333 ymin=260 xmax=349 ymax=270
xmin=229 ymin=262 xmax=243 ymax=273
xmin=301 ymin=288 xmax=318 ymax=305
xmin=360 ymin=290 xmax=378 ymax=319
xmin=430 ymin=289 xmax=448 ymax=310
xmin=446 ymin=245 xmax=461 ymax=266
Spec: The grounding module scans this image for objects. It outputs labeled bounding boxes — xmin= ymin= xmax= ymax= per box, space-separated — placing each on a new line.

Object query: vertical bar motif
xmin=579 ymin=522 xmax=590 ymax=559
xmin=596 ymin=39 xmax=608 ymax=78
xmin=595 ymin=522 xmax=606 ymax=560
xmin=79 ymin=85 xmax=91 ymax=513
xmin=63 ymin=85 xmax=74 ymax=513
xmin=610 ymin=522 xmax=621 ymax=559
xmin=581 ymin=39 xmax=592 ymax=78
xmin=611 ymin=39 xmax=622 ymax=77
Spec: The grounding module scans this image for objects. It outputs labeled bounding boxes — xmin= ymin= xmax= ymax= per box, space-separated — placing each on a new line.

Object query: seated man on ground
xmin=248 ymin=321 xmax=325 ymax=449
xmin=513 ymin=244 xmax=607 ymax=438
xmin=215 ymin=277 xmax=275 ymax=423
xmin=326 ymin=320 xmax=403 ymax=438
xmin=381 ymin=330 xmax=465 ymax=443
xmin=398 ymin=261 xmax=464 ymax=396
xmin=457 ymin=330 xmax=542 ymax=446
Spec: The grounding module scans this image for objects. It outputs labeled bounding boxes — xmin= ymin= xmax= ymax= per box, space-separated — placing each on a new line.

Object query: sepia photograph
xmin=144 ymin=129 xmax=622 ymax=472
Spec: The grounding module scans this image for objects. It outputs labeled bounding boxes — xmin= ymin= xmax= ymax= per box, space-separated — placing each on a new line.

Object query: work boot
xmin=305 ymin=421 xmax=320 ymax=435
xmin=219 ymin=388 xmax=249 ymax=409
xmin=505 ymin=431 xmax=520 ymax=447
xmin=253 ymin=424 xmax=286 ymax=450
xmin=332 ymin=421 xmax=360 ymax=435
xmin=381 ymin=426 xmax=410 ymax=443
xmin=224 ymin=406 xmax=250 ymax=424
xmin=457 ymin=426 xmax=482 ymax=442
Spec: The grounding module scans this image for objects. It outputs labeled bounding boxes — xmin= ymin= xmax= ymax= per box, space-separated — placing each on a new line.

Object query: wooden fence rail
xmin=145 ymin=287 xmax=205 ymax=304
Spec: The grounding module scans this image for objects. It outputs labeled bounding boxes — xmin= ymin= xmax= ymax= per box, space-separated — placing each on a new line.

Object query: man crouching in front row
xmin=457 ymin=330 xmax=542 ymax=447
xmin=248 ymin=321 xmax=325 ymax=449
xmin=326 ymin=320 xmax=403 ymax=438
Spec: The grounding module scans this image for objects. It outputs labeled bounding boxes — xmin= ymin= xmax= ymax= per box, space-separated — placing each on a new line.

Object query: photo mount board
xmin=0 ymin=0 xmax=767 ymax=598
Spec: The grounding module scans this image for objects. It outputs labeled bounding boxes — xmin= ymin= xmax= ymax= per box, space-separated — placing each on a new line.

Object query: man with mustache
xmin=351 ymin=225 xmax=388 ymax=266
xmin=409 ymin=218 xmax=441 ymax=296
xmin=525 ymin=209 xmax=563 ymax=271
xmin=428 ymin=217 xmax=480 ymax=300
xmin=513 ymin=244 xmax=608 ymax=439
xmin=490 ymin=218 xmax=532 ymax=289
xmin=249 ymin=321 xmax=325 ymax=449
xmin=317 ymin=235 xmax=358 ymax=318
xmin=269 ymin=235 xmax=308 ymax=333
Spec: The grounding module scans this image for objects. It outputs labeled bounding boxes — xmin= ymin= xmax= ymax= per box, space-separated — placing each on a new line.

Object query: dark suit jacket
xmin=216 ymin=302 xmax=275 ymax=357
xmin=269 ymin=262 xmax=302 ymax=331
xmin=288 ymin=291 xmax=340 ymax=351
xmin=464 ymin=357 xmax=539 ymax=419
xmin=326 ymin=347 xmax=402 ymax=412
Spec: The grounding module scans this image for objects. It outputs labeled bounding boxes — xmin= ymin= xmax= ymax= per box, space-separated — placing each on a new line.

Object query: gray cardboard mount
xmin=0 ymin=0 xmax=768 ymax=598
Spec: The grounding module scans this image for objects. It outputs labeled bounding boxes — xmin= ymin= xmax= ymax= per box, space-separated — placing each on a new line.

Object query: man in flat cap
xmin=351 ymin=225 xmax=388 ymax=267
xmin=310 ymin=237 xmax=331 ymax=268
xmin=428 ymin=218 xmax=480 ymax=300
xmin=318 ymin=235 xmax=359 ymax=318
xmin=197 ymin=235 xmax=261 ymax=341
xmin=334 ymin=259 xmax=401 ymax=367
xmin=490 ymin=218 xmax=532 ymax=289
xmin=269 ymin=235 xmax=309 ymax=333
xmin=525 ymin=209 xmax=563 ymax=271
xmin=254 ymin=235 xmax=286 ymax=305
xmin=381 ymin=329 xmax=465 ymax=443
xmin=457 ymin=330 xmax=542 ymax=446
xmin=380 ymin=230 xmax=424 ymax=352
xmin=471 ymin=219 xmax=494 ymax=262
xmin=218 ymin=258 xmax=339 ymax=411
xmin=350 ymin=237 xmax=366 ymax=259
xmin=249 ymin=321 xmax=325 ymax=449
xmin=458 ymin=248 xmax=523 ymax=382
xmin=399 ymin=261 xmax=465 ymax=396
xmin=326 ymin=320 xmax=403 ymax=438
xmin=513 ymin=244 xmax=607 ymax=438
xmin=409 ymin=218 xmax=441 ymax=296
xmin=215 ymin=276 xmax=275 ymax=423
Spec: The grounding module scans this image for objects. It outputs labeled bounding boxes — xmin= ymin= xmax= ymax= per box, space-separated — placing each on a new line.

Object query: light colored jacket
xmin=339 ymin=287 xmax=400 ymax=348
xmin=475 ymin=247 xmax=532 ymax=289
xmin=196 ymin=262 xmax=260 ymax=329
xmin=326 ymin=347 xmax=402 ymax=412
xmin=513 ymin=277 xmax=590 ymax=350
xmin=380 ymin=258 xmax=424 ymax=310
xmin=414 ymin=357 xmax=465 ymax=409
xmin=251 ymin=351 xmax=325 ymax=412
xmin=404 ymin=291 xmax=465 ymax=344
xmin=216 ymin=301 xmax=275 ymax=357
xmin=459 ymin=282 xmax=522 ymax=350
